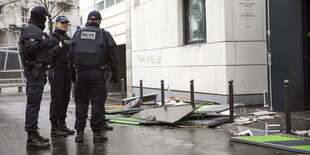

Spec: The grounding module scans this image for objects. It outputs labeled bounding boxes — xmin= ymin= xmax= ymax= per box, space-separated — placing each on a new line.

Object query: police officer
xmin=48 ymin=16 xmax=74 ymax=137
xmin=19 ymin=6 xmax=55 ymax=150
xmin=70 ymin=10 xmax=119 ymax=142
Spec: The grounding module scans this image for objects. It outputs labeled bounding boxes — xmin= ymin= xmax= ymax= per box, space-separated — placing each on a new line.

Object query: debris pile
xmin=104 ymin=94 xmax=245 ymax=128
xmin=232 ymin=110 xmax=278 ymax=125
xmin=293 ymin=130 xmax=310 ymax=137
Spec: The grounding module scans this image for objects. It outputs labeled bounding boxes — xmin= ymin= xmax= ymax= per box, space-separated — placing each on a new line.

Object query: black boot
xmin=102 ymin=122 xmax=113 ymax=131
xmin=26 ymin=131 xmax=51 ymax=150
xmin=51 ymin=122 xmax=68 ymax=137
xmin=93 ymin=130 xmax=108 ymax=142
xmin=75 ymin=130 xmax=84 ymax=142
xmin=35 ymin=131 xmax=49 ymax=142
xmin=59 ymin=122 xmax=75 ymax=135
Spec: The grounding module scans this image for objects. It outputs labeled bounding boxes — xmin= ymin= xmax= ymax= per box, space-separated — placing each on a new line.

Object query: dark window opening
xmin=184 ymin=0 xmax=206 ymax=44
xmin=0 ymin=6 xmax=3 ymax=15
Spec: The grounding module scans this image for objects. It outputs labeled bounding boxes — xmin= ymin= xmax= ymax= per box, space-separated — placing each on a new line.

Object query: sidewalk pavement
xmin=0 ymin=89 xmax=309 ymax=154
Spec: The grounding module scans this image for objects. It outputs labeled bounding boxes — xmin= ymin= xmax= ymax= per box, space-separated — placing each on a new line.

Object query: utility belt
xmin=24 ymin=61 xmax=47 ymax=70
xmin=51 ymin=63 xmax=69 ymax=69
xmin=24 ymin=61 xmax=47 ymax=79
xmin=75 ymin=64 xmax=108 ymax=70
xmin=75 ymin=65 xmax=110 ymax=80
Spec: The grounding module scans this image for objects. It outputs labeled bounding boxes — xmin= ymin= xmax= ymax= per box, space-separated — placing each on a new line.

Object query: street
xmin=0 ymin=93 xmax=302 ymax=155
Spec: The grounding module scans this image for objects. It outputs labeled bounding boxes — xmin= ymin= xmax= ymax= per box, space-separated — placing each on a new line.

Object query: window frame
xmin=116 ymin=0 xmax=124 ymax=3
xmin=21 ymin=8 xmax=29 ymax=24
xmin=97 ymin=0 xmax=124 ymax=11
xmin=97 ymin=0 xmax=105 ymax=10
xmin=106 ymin=0 xmax=115 ymax=8
xmin=63 ymin=4 xmax=71 ymax=13
xmin=183 ymin=0 xmax=207 ymax=45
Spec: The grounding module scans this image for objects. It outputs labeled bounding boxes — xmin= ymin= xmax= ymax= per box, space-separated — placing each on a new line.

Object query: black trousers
xmin=48 ymin=67 xmax=71 ymax=124
xmin=74 ymin=68 xmax=107 ymax=131
xmin=24 ymin=69 xmax=46 ymax=132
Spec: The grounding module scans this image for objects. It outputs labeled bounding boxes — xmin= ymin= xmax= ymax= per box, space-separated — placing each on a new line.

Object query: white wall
xmin=131 ymin=0 xmax=267 ymax=97
xmin=0 ymin=0 xmax=80 ymax=36
xmin=100 ymin=1 xmax=127 ymax=45
xmin=79 ymin=0 xmax=127 ymax=45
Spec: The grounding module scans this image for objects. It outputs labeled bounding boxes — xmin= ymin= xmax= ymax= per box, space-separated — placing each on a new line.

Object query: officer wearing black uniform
xmin=69 ymin=11 xmax=119 ymax=142
xmin=48 ymin=16 xmax=75 ymax=137
xmin=19 ymin=6 xmax=54 ymax=150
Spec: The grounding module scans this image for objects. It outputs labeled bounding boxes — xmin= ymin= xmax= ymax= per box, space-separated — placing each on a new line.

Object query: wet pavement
xmin=0 ymin=92 xmax=304 ymax=155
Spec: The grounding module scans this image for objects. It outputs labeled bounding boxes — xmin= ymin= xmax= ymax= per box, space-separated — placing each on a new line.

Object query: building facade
xmin=80 ymin=0 xmax=127 ymax=94
xmin=80 ymin=0 xmax=268 ymax=105
xmin=0 ymin=0 xmax=80 ymax=70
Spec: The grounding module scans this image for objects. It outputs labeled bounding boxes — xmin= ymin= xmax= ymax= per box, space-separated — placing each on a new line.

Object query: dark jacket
xmin=69 ymin=22 xmax=119 ymax=75
xmin=20 ymin=19 xmax=52 ymax=67
xmin=49 ymin=29 xmax=71 ymax=67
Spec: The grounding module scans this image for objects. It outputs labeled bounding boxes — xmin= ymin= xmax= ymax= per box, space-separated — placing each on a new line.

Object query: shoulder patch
xmin=81 ymin=31 xmax=96 ymax=40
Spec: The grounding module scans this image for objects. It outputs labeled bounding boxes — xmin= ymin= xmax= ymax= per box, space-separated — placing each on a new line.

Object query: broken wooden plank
xmin=249 ymin=111 xmax=277 ymax=116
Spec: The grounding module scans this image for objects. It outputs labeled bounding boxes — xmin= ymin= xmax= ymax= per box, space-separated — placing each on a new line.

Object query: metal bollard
xmin=229 ymin=80 xmax=234 ymax=123
xmin=284 ymin=80 xmax=291 ymax=133
xmin=190 ymin=80 xmax=195 ymax=109
xmin=121 ymin=78 xmax=125 ymax=105
xmin=139 ymin=80 xmax=143 ymax=104
xmin=161 ymin=80 xmax=165 ymax=106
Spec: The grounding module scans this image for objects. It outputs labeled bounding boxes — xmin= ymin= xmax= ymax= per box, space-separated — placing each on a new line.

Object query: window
xmin=184 ymin=0 xmax=206 ymax=44
xmin=0 ymin=6 xmax=3 ymax=15
xmin=58 ymin=3 xmax=71 ymax=13
xmin=63 ymin=4 xmax=71 ymax=13
xmin=21 ymin=8 xmax=29 ymax=23
xmin=97 ymin=1 xmax=105 ymax=11
xmin=97 ymin=0 xmax=121 ymax=10
xmin=106 ymin=0 xmax=115 ymax=8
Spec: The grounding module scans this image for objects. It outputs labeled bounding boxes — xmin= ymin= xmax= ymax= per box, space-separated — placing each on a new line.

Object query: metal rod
xmin=139 ymin=79 xmax=143 ymax=104
xmin=266 ymin=0 xmax=273 ymax=112
xmin=190 ymin=79 xmax=195 ymax=109
xmin=16 ymin=33 xmax=25 ymax=83
xmin=284 ymin=80 xmax=291 ymax=133
xmin=161 ymin=79 xmax=165 ymax=106
xmin=229 ymin=80 xmax=234 ymax=123
xmin=121 ymin=78 xmax=125 ymax=105
xmin=3 ymin=34 xmax=10 ymax=70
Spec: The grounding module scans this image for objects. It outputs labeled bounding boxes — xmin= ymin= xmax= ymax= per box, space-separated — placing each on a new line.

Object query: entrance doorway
xmin=304 ymin=0 xmax=310 ymax=110
xmin=107 ymin=44 xmax=126 ymax=95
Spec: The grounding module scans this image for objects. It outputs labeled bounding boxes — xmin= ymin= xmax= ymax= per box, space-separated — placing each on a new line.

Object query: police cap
xmin=87 ymin=11 xmax=102 ymax=20
xmin=56 ymin=16 xmax=70 ymax=23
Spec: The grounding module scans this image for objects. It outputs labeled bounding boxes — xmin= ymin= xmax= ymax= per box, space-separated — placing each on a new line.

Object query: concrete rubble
xmin=293 ymin=130 xmax=310 ymax=137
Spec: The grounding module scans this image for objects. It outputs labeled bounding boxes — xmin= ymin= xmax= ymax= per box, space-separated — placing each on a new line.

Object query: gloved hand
xmin=70 ymin=70 xmax=76 ymax=83
xmin=110 ymin=74 xmax=118 ymax=84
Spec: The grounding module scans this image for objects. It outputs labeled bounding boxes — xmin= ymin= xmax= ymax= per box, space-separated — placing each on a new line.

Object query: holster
xmin=25 ymin=61 xmax=44 ymax=79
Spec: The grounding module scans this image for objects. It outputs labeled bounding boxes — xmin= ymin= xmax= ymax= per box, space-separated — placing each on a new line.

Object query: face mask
xmin=30 ymin=12 xmax=47 ymax=24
